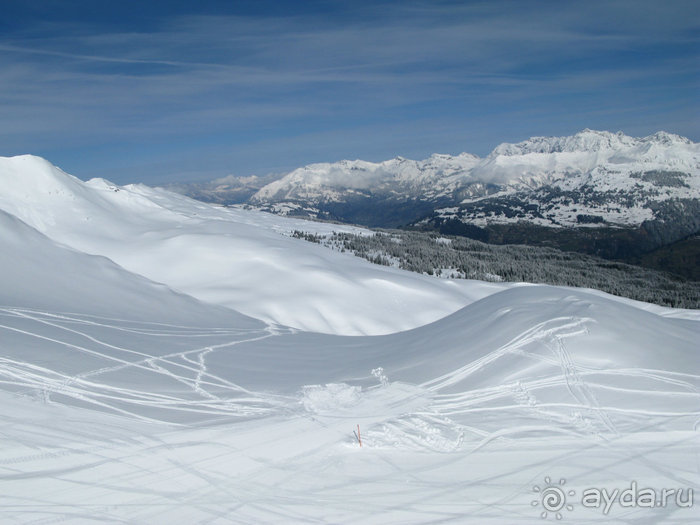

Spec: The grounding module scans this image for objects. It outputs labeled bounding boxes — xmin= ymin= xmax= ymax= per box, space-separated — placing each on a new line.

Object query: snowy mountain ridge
xmin=241 ymin=129 xmax=699 ymax=231
xmin=488 ymin=129 xmax=691 ymax=156
xmin=252 ymin=152 xmax=481 ymax=203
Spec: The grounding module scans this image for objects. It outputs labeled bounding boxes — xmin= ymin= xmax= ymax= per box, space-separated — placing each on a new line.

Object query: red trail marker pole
xmin=357 ymin=424 xmax=362 ymax=447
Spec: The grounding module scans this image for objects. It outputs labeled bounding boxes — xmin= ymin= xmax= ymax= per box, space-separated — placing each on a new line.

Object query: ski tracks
xmin=0 ymin=307 xmax=290 ymax=423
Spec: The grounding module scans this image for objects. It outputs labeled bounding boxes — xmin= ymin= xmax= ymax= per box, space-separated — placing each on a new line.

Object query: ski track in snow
xmin=1 ymin=306 xmax=698 ymax=523
xmin=0 ymin=307 xmax=291 ymax=423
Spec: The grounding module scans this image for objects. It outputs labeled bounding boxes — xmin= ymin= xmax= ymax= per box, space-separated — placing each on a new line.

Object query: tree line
xmin=292 ymin=229 xmax=700 ymax=309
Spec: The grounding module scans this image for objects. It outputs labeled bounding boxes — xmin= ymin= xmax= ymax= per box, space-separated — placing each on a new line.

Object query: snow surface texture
xmin=1 ymin=155 xmax=699 ymax=523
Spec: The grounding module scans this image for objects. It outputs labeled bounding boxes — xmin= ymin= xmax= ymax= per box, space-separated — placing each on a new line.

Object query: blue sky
xmin=1 ymin=0 xmax=698 ymax=184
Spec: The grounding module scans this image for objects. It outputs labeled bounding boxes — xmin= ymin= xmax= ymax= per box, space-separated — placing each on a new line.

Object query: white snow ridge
xmin=0 ymin=154 xmax=698 ymax=523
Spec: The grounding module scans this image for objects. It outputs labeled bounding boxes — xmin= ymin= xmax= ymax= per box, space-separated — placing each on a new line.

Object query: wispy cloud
xmin=0 ymin=0 xmax=697 ymax=182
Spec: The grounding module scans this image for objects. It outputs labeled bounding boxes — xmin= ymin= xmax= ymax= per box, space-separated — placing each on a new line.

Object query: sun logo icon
xmin=531 ymin=476 xmax=575 ymax=520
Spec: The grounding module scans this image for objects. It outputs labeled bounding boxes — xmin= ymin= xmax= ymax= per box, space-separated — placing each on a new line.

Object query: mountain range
xmin=170 ymin=129 xmax=700 ymax=275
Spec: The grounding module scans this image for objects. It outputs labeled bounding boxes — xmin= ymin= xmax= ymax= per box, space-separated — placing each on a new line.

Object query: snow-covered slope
xmin=0 ymin=207 xmax=259 ymax=326
xmin=1 ymin=272 xmax=697 ymax=521
xmin=0 ymin=155 xmax=506 ymax=335
xmin=0 ymin=153 xmax=698 ymax=522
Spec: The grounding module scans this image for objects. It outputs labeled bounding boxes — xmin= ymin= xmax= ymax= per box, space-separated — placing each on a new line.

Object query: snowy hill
xmin=0 ymin=155 xmax=505 ymax=335
xmin=0 ymin=154 xmax=698 ymax=522
xmin=0 ymin=207 xmax=259 ymax=325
